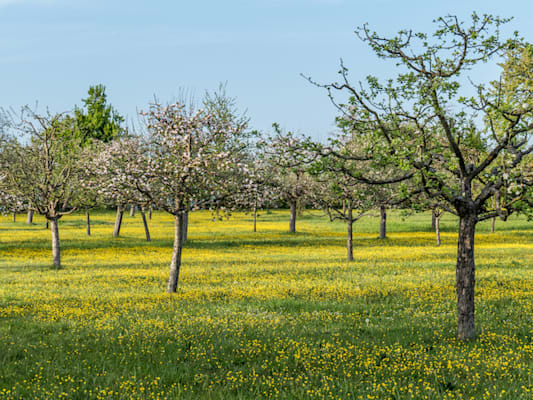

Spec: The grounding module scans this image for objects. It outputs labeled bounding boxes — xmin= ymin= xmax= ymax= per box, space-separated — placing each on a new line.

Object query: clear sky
xmin=1 ymin=0 xmax=532 ymax=140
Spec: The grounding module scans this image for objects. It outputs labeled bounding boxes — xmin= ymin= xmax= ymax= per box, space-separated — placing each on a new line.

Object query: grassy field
xmin=0 ymin=209 xmax=531 ymax=400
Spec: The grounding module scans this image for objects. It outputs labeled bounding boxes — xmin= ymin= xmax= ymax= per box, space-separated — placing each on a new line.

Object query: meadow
xmin=0 ymin=209 xmax=531 ymax=400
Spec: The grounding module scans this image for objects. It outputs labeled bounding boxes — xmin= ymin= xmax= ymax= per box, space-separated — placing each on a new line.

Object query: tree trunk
xmin=113 ymin=206 xmax=123 ymax=237
xmin=167 ymin=213 xmax=184 ymax=293
xmin=347 ymin=202 xmax=353 ymax=262
xmin=140 ymin=208 xmax=151 ymax=242
xmin=130 ymin=204 xmax=136 ymax=217
xmin=45 ymin=220 xmax=49 ymax=229
xmin=456 ymin=214 xmax=477 ymax=340
xmin=435 ymin=215 xmax=441 ymax=246
xmin=148 ymin=207 xmax=152 ymax=220
xmin=26 ymin=209 xmax=33 ymax=224
xmin=379 ymin=205 xmax=387 ymax=239
xmin=289 ymin=200 xmax=297 ymax=233
xmin=431 ymin=210 xmax=436 ymax=230
xmin=491 ymin=216 xmax=495 ymax=233
xmin=253 ymin=206 xmax=257 ymax=232
xmin=86 ymin=210 xmax=91 ymax=236
xmin=12 ymin=212 xmax=16 ymax=222
xmin=50 ymin=217 xmax=61 ymax=269
xmin=181 ymin=211 xmax=188 ymax=242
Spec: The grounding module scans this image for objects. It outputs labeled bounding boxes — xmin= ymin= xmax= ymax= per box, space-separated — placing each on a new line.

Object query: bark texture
xmin=86 ymin=210 xmax=91 ymax=236
xmin=347 ymin=204 xmax=353 ymax=262
xmin=435 ymin=215 xmax=441 ymax=246
xmin=140 ymin=209 xmax=151 ymax=242
xmin=50 ymin=218 xmax=61 ymax=269
xmin=167 ymin=213 xmax=184 ymax=293
xmin=26 ymin=209 xmax=34 ymax=224
xmin=113 ymin=206 xmax=123 ymax=237
xmin=289 ymin=201 xmax=297 ymax=233
xmin=456 ymin=214 xmax=477 ymax=340
xmin=379 ymin=205 xmax=387 ymax=239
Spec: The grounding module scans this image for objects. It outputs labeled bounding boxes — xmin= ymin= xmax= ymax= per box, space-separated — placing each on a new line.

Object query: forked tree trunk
xmin=130 ymin=204 xmax=136 ymax=217
xmin=12 ymin=212 xmax=16 ymax=222
xmin=491 ymin=216 xmax=495 ymax=233
xmin=435 ymin=215 xmax=441 ymax=246
xmin=456 ymin=214 xmax=477 ymax=340
xmin=347 ymin=203 xmax=353 ymax=262
xmin=140 ymin=208 xmax=151 ymax=242
xmin=86 ymin=210 xmax=91 ymax=236
xmin=167 ymin=213 xmax=185 ymax=293
xmin=289 ymin=200 xmax=297 ymax=233
xmin=113 ymin=206 xmax=124 ymax=237
xmin=253 ymin=206 xmax=257 ymax=232
xmin=181 ymin=211 xmax=188 ymax=242
xmin=379 ymin=205 xmax=387 ymax=239
xmin=50 ymin=217 xmax=61 ymax=269
xmin=26 ymin=209 xmax=33 ymax=224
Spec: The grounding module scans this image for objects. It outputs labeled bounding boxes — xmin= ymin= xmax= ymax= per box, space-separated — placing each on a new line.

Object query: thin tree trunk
xmin=86 ymin=210 xmax=91 ymax=236
xmin=113 ymin=206 xmax=123 ymax=237
xmin=379 ymin=205 xmax=387 ymax=239
xmin=167 ymin=213 xmax=184 ymax=293
xmin=435 ymin=215 xmax=441 ymax=246
xmin=253 ymin=206 xmax=257 ymax=232
xmin=181 ymin=211 xmax=188 ymax=242
xmin=140 ymin=208 xmax=151 ymax=242
xmin=491 ymin=216 xmax=495 ymax=233
xmin=45 ymin=220 xmax=49 ymax=229
xmin=431 ymin=210 xmax=436 ymax=230
xmin=12 ymin=212 xmax=16 ymax=222
xmin=456 ymin=214 xmax=477 ymax=340
xmin=289 ymin=200 xmax=297 ymax=233
xmin=50 ymin=217 xmax=61 ymax=269
xmin=26 ymin=209 xmax=33 ymax=224
xmin=148 ymin=207 xmax=152 ymax=220
xmin=130 ymin=204 xmax=136 ymax=217
xmin=347 ymin=202 xmax=353 ymax=262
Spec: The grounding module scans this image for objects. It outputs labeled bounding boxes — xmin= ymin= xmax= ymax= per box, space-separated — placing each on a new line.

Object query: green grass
xmin=0 ymin=209 xmax=531 ymax=399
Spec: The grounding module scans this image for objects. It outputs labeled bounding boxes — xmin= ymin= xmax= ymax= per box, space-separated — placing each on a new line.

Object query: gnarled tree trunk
xmin=347 ymin=202 xmax=353 ymax=262
xmin=113 ymin=206 xmax=123 ymax=237
xmin=86 ymin=210 xmax=91 ymax=236
xmin=140 ymin=208 xmax=151 ymax=242
xmin=50 ymin=217 xmax=61 ymax=269
xmin=253 ymin=206 xmax=257 ymax=233
xmin=26 ymin=209 xmax=33 ymax=224
xmin=289 ymin=200 xmax=297 ymax=233
xmin=167 ymin=213 xmax=184 ymax=293
xmin=456 ymin=213 xmax=477 ymax=340
xmin=435 ymin=215 xmax=441 ymax=246
xmin=379 ymin=205 xmax=387 ymax=239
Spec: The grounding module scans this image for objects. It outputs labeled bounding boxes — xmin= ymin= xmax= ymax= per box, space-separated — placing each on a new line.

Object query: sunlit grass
xmin=0 ymin=209 xmax=531 ymax=399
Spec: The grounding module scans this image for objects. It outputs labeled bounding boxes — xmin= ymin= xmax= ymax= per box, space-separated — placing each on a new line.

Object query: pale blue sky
xmin=1 ymin=0 xmax=532 ymax=139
